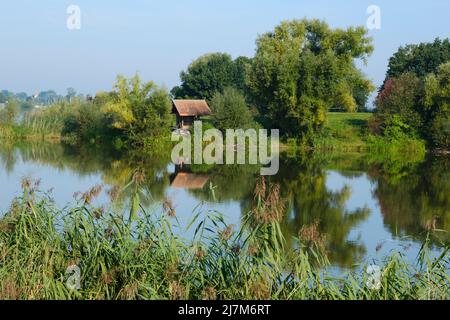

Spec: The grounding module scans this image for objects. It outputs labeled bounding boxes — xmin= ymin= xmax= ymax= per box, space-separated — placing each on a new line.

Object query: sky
xmin=0 ymin=0 xmax=449 ymax=99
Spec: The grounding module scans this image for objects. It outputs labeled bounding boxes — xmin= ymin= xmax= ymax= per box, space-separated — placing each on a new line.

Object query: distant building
xmin=172 ymin=99 xmax=212 ymax=129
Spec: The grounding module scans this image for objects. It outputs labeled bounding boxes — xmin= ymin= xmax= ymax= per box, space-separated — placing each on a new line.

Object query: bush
xmin=374 ymin=73 xmax=423 ymax=139
xmin=62 ymin=102 xmax=113 ymax=144
xmin=210 ymin=87 xmax=255 ymax=131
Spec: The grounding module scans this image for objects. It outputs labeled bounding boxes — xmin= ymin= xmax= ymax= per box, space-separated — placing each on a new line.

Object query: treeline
xmin=172 ymin=19 xmax=375 ymax=143
xmin=1 ymin=19 xmax=448 ymax=150
xmin=0 ymin=88 xmax=85 ymax=109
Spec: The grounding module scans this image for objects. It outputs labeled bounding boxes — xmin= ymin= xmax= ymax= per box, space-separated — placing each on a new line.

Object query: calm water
xmin=0 ymin=142 xmax=449 ymax=271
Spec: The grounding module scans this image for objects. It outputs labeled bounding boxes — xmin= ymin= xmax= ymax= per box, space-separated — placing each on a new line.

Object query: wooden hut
xmin=172 ymin=99 xmax=212 ymax=129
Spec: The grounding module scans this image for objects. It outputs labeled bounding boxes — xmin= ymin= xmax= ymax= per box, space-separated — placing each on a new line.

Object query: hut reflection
xmin=170 ymin=165 xmax=209 ymax=190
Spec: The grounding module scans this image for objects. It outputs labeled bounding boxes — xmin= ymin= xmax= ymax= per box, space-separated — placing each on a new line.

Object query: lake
xmin=0 ymin=141 xmax=448 ymax=272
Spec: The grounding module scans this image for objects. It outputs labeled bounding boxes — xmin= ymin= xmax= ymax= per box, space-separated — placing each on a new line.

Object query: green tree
xmin=103 ymin=74 xmax=172 ymax=145
xmin=422 ymin=62 xmax=450 ymax=148
xmin=246 ymin=19 xmax=373 ymax=141
xmin=171 ymin=53 xmax=251 ymax=100
xmin=233 ymin=56 xmax=252 ymax=95
xmin=374 ymin=73 xmax=423 ymax=139
xmin=385 ymin=38 xmax=450 ymax=80
xmin=210 ymin=87 xmax=255 ymax=131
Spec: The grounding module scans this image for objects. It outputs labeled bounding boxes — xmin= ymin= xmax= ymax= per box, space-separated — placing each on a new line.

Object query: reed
xmin=0 ymin=179 xmax=448 ymax=300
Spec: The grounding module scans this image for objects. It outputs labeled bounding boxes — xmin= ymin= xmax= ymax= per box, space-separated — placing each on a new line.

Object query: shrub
xmin=374 ymin=73 xmax=423 ymax=139
xmin=210 ymin=87 xmax=255 ymax=131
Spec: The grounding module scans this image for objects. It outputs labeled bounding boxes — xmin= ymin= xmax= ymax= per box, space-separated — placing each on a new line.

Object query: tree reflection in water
xmin=0 ymin=141 xmax=448 ymax=268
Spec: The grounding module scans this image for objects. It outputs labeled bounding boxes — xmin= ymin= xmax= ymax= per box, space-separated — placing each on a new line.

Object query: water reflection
xmin=370 ymin=157 xmax=450 ymax=245
xmin=0 ymin=141 xmax=448 ymax=269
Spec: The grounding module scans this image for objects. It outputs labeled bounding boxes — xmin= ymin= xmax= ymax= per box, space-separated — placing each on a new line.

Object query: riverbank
xmin=2 ymin=112 xmax=429 ymax=155
xmin=0 ymin=181 xmax=448 ymax=300
xmin=314 ymin=112 xmax=427 ymax=153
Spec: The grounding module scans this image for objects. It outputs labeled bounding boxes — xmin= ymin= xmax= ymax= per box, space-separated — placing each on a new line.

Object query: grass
xmin=0 ymin=107 xmax=65 ymax=141
xmin=0 ymin=178 xmax=448 ymax=300
xmin=312 ymin=112 xmax=427 ymax=154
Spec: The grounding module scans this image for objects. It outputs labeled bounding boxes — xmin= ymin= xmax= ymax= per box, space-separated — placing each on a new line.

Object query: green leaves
xmin=171 ymin=53 xmax=251 ymax=101
xmin=247 ymin=19 xmax=374 ymax=140
xmin=102 ymin=74 xmax=172 ymax=145
xmin=210 ymin=87 xmax=255 ymax=131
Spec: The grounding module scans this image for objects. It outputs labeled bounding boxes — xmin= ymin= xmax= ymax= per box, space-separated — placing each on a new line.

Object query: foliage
xmin=422 ymin=62 xmax=450 ymax=148
xmin=374 ymin=60 xmax=449 ymax=149
xmin=62 ymin=101 xmax=113 ymax=144
xmin=246 ymin=19 xmax=374 ymax=141
xmin=102 ymin=74 xmax=172 ymax=146
xmin=374 ymin=73 xmax=423 ymax=138
xmin=171 ymin=53 xmax=251 ymax=100
xmin=210 ymin=87 xmax=255 ymax=131
xmin=385 ymin=38 xmax=450 ymax=80
xmin=312 ymin=112 xmax=426 ymax=156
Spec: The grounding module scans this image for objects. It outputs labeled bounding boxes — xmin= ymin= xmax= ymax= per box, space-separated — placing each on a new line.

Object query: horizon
xmin=0 ymin=0 xmax=449 ymax=100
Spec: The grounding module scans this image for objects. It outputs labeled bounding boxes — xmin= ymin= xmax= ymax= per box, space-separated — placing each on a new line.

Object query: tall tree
xmin=246 ymin=19 xmax=373 ymax=140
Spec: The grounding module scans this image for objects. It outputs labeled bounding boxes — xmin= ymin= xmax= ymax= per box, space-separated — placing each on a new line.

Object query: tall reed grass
xmin=0 ymin=178 xmax=448 ymax=300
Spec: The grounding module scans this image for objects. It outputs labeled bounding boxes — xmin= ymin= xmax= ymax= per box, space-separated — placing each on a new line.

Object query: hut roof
xmin=172 ymin=99 xmax=212 ymax=117
xmin=170 ymin=173 xmax=209 ymax=189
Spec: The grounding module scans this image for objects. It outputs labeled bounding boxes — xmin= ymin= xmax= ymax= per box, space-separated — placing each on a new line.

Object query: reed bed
xmin=0 ymin=179 xmax=448 ymax=300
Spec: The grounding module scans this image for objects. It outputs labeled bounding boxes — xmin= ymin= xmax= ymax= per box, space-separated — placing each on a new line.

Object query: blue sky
xmin=0 ymin=0 xmax=449 ymax=99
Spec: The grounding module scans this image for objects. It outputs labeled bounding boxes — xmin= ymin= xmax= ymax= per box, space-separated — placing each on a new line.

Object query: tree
xmin=66 ymin=88 xmax=77 ymax=102
xmin=102 ymin=74 xmax=172 ymax=144
xmin=37 ymin=90 xmax=60 ymax=105
xmin=171 ymin=53 xmax=251 ymax=100
xmin=375 ymin=38 xmax=450 ymax=148
xmin=210 ymin=87 xmax=255 ymax=131
xmin=233 ymin=56 xmax=252 ymax=95
xmin=349 ymin=68 xmax=375 ymax=111
xmin=246 ymin=19 xmax=373 ymax=140
xmin=422 ymin=62 xmax=450 ymax=148
xmin=373 ymin=73 xmax=422 ymax=139
xmin=385 ymin=38 xmax=450 ymax=80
